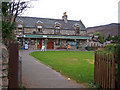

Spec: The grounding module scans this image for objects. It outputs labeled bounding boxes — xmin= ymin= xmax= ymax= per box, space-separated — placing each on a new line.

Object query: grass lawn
xmin=30 ymin=51 xmax=94 ymax=87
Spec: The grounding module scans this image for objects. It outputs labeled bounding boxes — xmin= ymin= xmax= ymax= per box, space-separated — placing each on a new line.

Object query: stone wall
xmin=43 ymin=29 xmax=54 ymax=34
xmin=61 ymin=30 xmax=75 ymax=35
xmin=24 ymin=28 xmax=36 ymax=34
xmin=80 ymin=31 xmax=87 ymax=35
xmin=23 ymin=28 xmax=87 ymax=35
xmin=0 ymin=44 xmax=8 ymax=89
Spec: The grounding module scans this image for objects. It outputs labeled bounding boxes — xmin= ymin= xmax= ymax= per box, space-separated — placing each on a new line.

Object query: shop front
xmin=18 ymin=34 xmax=91 ymax=50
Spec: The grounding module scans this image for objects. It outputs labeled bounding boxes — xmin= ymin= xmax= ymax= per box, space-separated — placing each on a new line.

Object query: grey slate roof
xmin=16 ymin=16 xmax=86 ymax=30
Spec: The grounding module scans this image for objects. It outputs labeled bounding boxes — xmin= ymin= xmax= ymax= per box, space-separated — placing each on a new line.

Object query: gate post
xmin=118 ymin=45 xmax=120 ymax=88
xmin=9 ymin=42 xmax=19 ymax=88
xmin=94 ymin=51 xmax=96 ymax=83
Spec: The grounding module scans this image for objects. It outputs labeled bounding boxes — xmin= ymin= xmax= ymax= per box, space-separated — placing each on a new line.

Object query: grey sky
xmin=22 ymin=0 xmax=119 ymax=27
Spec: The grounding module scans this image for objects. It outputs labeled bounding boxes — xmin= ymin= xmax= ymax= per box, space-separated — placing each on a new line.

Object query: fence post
xmin=94 ymin=51 xmax=96 ymax=83
xmin=109 ymin=54 xmax=111 ymax=88
xmin=9 ymin=42 xmax=19 ymax=88
xmin=99 ymin=53 xmax=101 ymax=85
xmin=96 ymin=52 xmax=98 ymax=83
xmin=111 ymin=53 xmax=115 ymax=88
xmin=106 ymin=53 xmax=109 ymax=88
xmin=118 ymin=45 xmax=120 ymax=88
xmin=104 ymin=53 xmax=107 ymax=88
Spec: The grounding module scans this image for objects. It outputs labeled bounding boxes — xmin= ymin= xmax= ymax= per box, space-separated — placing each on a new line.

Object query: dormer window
xmin=55 ymin=25 xmax=60 ymax=34
xmin=37 ymin=25 xmax=43 ymax=32
xmin=17 ymin=23 xmax=23 ymax=35
xmin=54 ymin=22 xmax=61 ymax=34
xmin=36 ymin=20 xmax=43 ymax=33
xmin=74 ymin=23 xmax=80 ymax=35
xmin=76 ymin=27 xmax=80 ymax=34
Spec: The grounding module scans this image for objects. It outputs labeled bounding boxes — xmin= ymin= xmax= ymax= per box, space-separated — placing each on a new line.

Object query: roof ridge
xmin=17 ymin=16 xmax=80 ymax=22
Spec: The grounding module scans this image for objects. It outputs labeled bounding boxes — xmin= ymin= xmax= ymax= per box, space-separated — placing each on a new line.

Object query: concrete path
xmin=20 ymin=50 xmax=86 ymax=88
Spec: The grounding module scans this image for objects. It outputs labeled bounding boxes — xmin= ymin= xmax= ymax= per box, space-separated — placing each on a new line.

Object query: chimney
xmin=62 ymin=12 xmax=68 ymax=23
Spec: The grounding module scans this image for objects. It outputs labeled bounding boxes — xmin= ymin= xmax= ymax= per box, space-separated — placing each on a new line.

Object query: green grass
xmin=30 ymin=51 xmax=94 ymax=87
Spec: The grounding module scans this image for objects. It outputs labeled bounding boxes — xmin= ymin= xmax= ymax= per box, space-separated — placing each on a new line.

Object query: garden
xmin=30 ymin=51 xmax=94 ymax=87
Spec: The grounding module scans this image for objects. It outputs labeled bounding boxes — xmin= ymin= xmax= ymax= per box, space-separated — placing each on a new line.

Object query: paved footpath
xmin=20 ymin=50 xmax=86 ymax=88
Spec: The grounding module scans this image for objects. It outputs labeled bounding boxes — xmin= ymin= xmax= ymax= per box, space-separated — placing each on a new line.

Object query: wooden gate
xmin=47 ymin=40 xmax=54 ymax=49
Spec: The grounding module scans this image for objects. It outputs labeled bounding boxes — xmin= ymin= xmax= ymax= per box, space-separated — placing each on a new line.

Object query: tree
xmin=2 ymin=0 xmax=31 ymax=45
xmin=94 ymin=32 xmax=105 ymax=44
xmin=106 ymin=34 xmax=112 ymax=41
xmin=2 ymin=1 xmax=30 ymax=23
xmin=112 ymin=35 xmax=119 ymax=42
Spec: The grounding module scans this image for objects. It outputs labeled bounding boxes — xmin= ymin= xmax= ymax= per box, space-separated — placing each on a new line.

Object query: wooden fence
xmin=94 ymin=51 xmax=116 ymax=88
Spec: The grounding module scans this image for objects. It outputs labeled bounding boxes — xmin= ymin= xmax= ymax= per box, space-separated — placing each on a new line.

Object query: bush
xmin=105 ymin=43 xmax=119 ymax=62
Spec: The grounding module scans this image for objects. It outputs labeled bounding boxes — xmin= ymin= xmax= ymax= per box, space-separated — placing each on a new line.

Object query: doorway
xmin=37 ymin=39 xmax=42 ymax=49
xmin=47 ymin=40 xmax=54 ymax=49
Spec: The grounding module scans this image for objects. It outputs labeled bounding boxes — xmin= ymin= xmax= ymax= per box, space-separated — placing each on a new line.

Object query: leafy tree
xmin=2 ymin=21 xmax=16 ymax=41
xmin=119 ymin=35 xmax=120 ymax=43
xmin=106 ymin=34 xmax=112 ymax=41
xmin=2 ymin=1 xmax=31 ymax=46
xmin=94 ymin=32 xmax=105 ymax=44
xmin=112 ymin=35 xmax=119 ymax=42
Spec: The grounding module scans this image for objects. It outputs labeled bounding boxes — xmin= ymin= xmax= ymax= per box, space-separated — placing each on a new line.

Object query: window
xmin=37 ymin=25 xmax=42 ymax=32
xmin=17 ymin=23 xmax=23 ymax=35
xmin=76 ymin=27 xmax=80 ymax=34
xmin=56 ymin=26 xmax=60 ymax=29
xmin=18 ymin=24 xmax=23 ymax=28
xmin=67 ymin=40 xmax=77 ymax=46
xmin=36 ymin=20 xmax=43 ymax=33
xmin=54 ymin=22 xmax=61 ymax=34
xmin=74 ymin=23 xmax=80 ymax=34
xmin=55 ymin=25 xmax=60 ymax=34
xmin=37 ymin=25 xmax=42 ymax=28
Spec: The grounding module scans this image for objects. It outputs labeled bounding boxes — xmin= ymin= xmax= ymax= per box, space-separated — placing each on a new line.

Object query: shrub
xmin=105 ymin=43 xmax=119 ymax=62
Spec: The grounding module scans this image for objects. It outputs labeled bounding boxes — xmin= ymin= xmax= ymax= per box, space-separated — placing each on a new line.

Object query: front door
xmin=37 ymin=39 xmax=42 ymax=49
xmin=47 ymin=40 xmax=54 ymax=49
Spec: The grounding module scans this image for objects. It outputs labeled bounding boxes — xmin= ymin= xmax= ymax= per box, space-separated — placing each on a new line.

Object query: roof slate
xmin=16 ymin=16 xmax=86 ymax=30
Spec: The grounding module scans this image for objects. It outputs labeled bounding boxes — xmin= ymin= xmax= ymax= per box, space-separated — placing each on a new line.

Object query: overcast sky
xmin=22 ymin=0 xmax=120 ymax=27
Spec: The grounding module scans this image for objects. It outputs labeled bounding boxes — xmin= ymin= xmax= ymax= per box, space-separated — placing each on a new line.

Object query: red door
xmin=47 ymin=40 xmax=54 ymax=49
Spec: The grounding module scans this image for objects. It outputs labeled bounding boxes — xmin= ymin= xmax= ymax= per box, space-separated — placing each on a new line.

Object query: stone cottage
xmin=15 ymin=12 xmax=91 ymax=50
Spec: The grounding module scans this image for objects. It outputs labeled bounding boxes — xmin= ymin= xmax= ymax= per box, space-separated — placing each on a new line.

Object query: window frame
xmin=17 ymin=23 xmax=23 ymax=35
xmin=75 ymin=26 xmax=80 ymax=34
xmin=36 ymin=24 xmax=43 ymax=33
xmin=54 ymin=25 xmax=61 ymax=34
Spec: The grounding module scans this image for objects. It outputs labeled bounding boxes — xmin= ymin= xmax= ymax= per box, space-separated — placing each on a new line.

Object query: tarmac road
xmin=20 ymin=50 xmax=86 ymax=88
